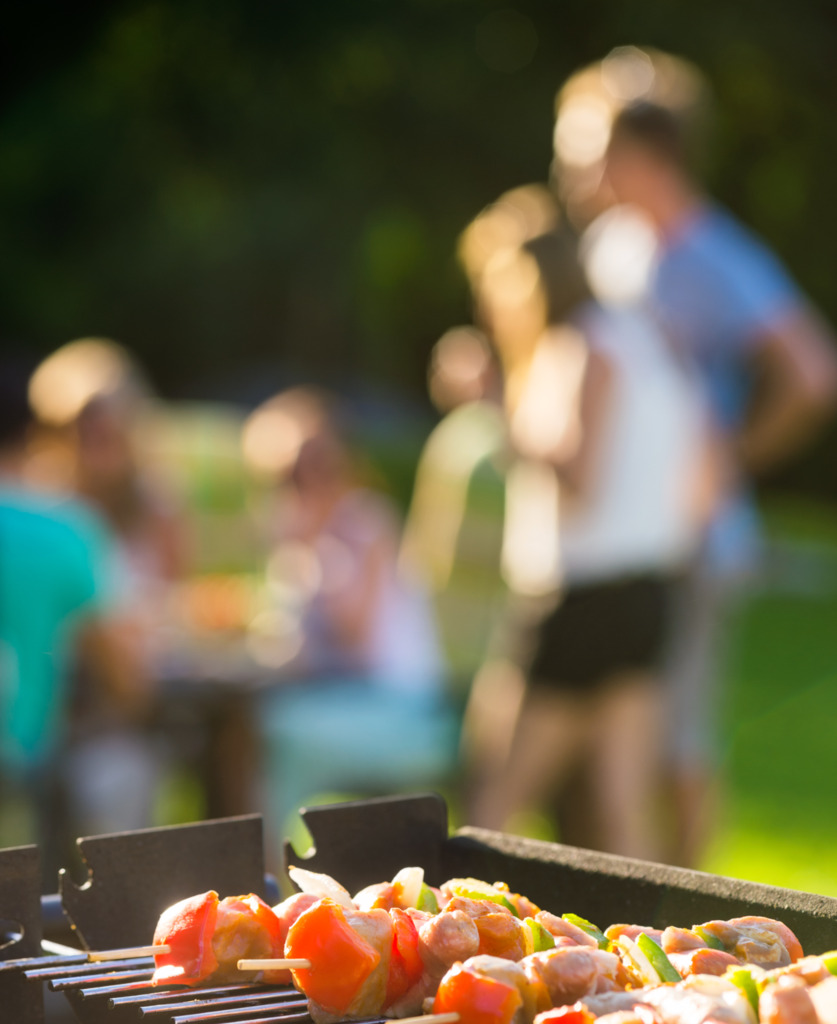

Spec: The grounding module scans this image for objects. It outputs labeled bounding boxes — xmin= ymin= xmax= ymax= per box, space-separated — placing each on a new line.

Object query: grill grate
xmin=19 ymin=953 xmax=314 ymax=1024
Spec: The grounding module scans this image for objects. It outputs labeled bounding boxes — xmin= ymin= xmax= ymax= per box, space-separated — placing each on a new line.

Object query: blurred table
xmin=150 ymin=629 xmax=284 ymax=821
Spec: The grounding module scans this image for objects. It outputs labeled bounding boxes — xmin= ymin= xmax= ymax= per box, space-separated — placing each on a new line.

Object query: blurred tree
xmin=1 ymin=0 xmax=835 ymax=497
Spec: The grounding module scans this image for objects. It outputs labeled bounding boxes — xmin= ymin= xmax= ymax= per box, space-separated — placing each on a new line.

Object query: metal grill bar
xmin=111 ymin=982 xmax=279 ymax=1007
xmin=0 ymin=951 xmax=87 ymax=974
xmin=172 ymin=1005 xmax=311 ymax=1023
xmin=51 ymin=967 xmax=156 ymax=991
xmin=140 ymin=993 xmax=306 ymax=1017
xmin=25 ymin=956 xmax=154 ymax=980
xmin=81 ymin=979 xmax=169 ymax=1000
xmin=188 ymin=1019 xmax=311 ymax=1024
xmin=197 ymin=1019 xmax=308 ymax=1024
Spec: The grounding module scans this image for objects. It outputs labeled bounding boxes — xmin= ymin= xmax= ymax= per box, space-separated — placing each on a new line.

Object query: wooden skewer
xmin=88 ymin=944 xmax=171 ymax=961
xmin=40 ymin=939 xmax=86 ymax=957
xmin=39 ymin=939 xmax=171 ymax=961
xmin=237 ymin=957 xmax=311 ymax=971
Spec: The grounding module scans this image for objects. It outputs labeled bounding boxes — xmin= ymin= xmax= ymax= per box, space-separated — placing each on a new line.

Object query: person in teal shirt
xmin=0 ymin=362 xmax=141 ymax=877
xmin=0 ymin=491 xmax=115 ymax=770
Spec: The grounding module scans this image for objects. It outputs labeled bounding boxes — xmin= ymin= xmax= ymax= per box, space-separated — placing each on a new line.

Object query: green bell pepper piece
xmin=725 ymin=966 xmax=761 ymax=1017
xmin=525 ymin=917 xmax=555 ymax=952
xmin=562 ymin=913 xmax=610 ymax=950
xmin=693 ymin=925 xmax=726 ymax=951
xmin=820 ymin=950 xmax=837 ymax=976
xmin=416 ymin=882 xmax=439 ymax=913
xmin=459 ymin=889 xmax=519 ymax=917
xmin=636 ymin=933 xmax=681 ymax=983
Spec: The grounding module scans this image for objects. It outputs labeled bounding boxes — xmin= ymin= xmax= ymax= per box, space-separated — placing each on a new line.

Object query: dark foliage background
xmin=2 ymin=0 xmax=836 ymax=497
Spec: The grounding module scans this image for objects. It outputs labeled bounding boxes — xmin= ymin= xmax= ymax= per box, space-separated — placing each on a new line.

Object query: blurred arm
xmin=557 ymin=346 xmax=614 ymax=498
xmin=339 ymin=541 xmax=389 ymax=649
xmin=736 ymin=308 xmax=837 ymax=474
xmin=400 ymin=434 xmax=463 ymax=591
xmin=507 ymin=328 xmax=614 ymax=500
xmin=318 ymin=498 xmax=399 ymax=654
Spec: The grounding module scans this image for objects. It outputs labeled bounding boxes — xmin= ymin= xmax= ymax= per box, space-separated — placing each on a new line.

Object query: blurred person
xmin=400 ymin=327 xmax=508 ymax=710
xmin=465 ymin=191 xmax=710 ymax=860
xmin=553 ymin=46 xmax=837 ymax=864
xmin=242 ymin=386 xmax=456 ymax=845
xmin=0 ymin=359 xmax=145 ymax=881
xmin=27 ymin=338 xmax=188 ymax=836
xmin=458 ymin=184 xmax=562 ymax=294
xmin=604 ymin=85 xmax=836 ymax=473
xmin=28 ymin=338 xmax=188 ymax=614
xmin=551 ymin=47 xmax=710 ymax=230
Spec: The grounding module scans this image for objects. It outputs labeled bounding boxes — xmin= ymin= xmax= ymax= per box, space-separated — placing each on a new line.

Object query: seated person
xmin=242 ymin=387 xmax=457 ymax=843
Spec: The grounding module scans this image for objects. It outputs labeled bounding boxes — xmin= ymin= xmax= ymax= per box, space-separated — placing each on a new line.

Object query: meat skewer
xmin=146 ymin=865 xmax=820 ymax=1022
xmin=425 ymin=942 xmax=837 ymax=1024
xmin=147 ymin=865 xmax=440 ymax=989
xmin=151 ymin=889 xmax=286 ymax=986
xmin=292 ymin=907 xmax=808 ymax=1021
xmin=262 ymin=902 xmax=807 ymax=1021
xmin=279 ymin=872 xmax=561 ymax=1021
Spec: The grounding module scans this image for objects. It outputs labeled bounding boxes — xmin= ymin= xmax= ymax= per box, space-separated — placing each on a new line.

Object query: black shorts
xmin=525 ymin=574 xmax=674 ymax=693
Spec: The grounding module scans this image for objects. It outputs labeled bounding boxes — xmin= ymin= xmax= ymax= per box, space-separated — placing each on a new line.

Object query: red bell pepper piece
xmin=152 ymin=890 xmax=220 ymax=986
xmin=385 ymin=907 xmax=424 ymax=1008
xmin=534 ymin=1008 xmax=596 ymax=1024
xmin=433 ymin=961 xmax=523 ymax=1024
xmin=285 ymin=898 xmax=382 ymax=1015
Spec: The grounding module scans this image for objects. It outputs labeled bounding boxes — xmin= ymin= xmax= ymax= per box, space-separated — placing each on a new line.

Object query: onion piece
xmin=287 ymin=866 xmax=354 ymax=909
xmin=615 ymin=934 xmax=661 ymax=986
xmin=392 ymin=867 xmax=424 ymax=909
xmin=681 ymin=973 xmax=757 ymax=1021
xmin=682 ymin=974 xmax=745 ymax=995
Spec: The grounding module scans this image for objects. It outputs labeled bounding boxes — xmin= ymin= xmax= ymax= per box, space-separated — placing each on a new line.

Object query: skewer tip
xmin=88 ymin=944 xmax=170 ymax=961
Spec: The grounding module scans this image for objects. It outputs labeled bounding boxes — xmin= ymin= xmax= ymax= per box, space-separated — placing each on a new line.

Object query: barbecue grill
xmin=4 ymin=792 xmax=837 ymax=1024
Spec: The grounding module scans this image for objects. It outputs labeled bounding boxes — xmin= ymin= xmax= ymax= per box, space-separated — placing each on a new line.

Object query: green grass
xmin=263 ymin=500 xmax=837 ymax=899
xmin=701 ymin=501 xmax=837 ymax=896
xmin=144 ymin=494 xmax=837 ymax=901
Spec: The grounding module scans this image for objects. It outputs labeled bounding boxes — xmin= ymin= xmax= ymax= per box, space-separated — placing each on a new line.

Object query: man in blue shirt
xmin=606 ymin=99 xmax=837 ymax=469
xmin=601 ymin=88 xmax=837 ymax=865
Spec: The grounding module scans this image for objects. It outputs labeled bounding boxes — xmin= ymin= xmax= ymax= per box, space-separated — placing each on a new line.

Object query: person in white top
xmin=558 ymin=299 xmax=704 ymax=582
xmin=467 ymin=190 xmax=715 ymax=859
